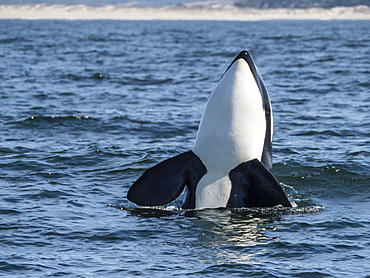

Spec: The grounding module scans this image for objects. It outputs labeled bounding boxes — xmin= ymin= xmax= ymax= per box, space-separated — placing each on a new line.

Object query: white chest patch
xmin=193 ymin=59 xmax=266 ymax=208
xmin=195 ymin=172 xmax=232 ymax=209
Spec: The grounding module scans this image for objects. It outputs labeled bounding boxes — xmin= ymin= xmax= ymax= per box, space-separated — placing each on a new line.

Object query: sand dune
xmin=0 ymin=4 xmax=369 ymax=20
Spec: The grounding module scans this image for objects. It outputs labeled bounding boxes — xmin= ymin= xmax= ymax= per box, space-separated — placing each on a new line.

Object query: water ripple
xmin=1 ymin=19 xmax=369 ymax=277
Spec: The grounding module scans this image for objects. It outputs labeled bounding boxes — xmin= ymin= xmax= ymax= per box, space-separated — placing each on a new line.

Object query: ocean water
xmin=0 ymin=19 xmax=369 ymax=277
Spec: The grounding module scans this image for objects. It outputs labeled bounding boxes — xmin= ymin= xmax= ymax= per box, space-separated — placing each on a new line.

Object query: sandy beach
xmin=1 ymin=4 xmax=370 ymax=20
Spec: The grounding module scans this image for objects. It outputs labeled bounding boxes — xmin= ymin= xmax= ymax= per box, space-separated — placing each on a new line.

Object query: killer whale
xmin=127 ymin=51 xmax=291 ymax=209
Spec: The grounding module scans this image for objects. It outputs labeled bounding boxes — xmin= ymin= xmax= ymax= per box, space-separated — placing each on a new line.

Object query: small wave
xmin=0 ymin=208 xmax=22 ymax=215
xmin=6 ymin=115 xmax=106 ymax=136
xmin=292 ymin=129 xmax=358 ymax=137
xmin=0 ymin=37 xmax=30 ymax=44
xmin=119 ymin=76 xmax=174 ymax=86
xmin=61 ymin=72 xmax=110 ymax=81
xmin=16 ymin=115 xmax=98 ymax=125
xmin=28 ymin=189 xmax=74 ymax=200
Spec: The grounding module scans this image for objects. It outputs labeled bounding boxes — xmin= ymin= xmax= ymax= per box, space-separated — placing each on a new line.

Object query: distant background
xmin=1 ymin=0 xmax=370 ymax=8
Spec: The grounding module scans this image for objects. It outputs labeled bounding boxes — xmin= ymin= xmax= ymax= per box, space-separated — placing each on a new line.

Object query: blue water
xmin=1 ymin=19 xmax=369 ymax=277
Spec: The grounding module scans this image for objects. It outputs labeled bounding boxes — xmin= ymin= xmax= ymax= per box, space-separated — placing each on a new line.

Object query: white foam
xmin=1 ymin=4 xmax=369 ymax=20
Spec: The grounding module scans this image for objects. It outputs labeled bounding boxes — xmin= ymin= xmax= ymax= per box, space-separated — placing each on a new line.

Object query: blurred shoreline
xmin=0 ymin=4 xmax=369 ymax=20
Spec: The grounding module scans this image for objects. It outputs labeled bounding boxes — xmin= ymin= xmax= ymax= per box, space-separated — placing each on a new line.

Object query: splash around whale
xmin=127 ymin=51 xmax=292 ymax=209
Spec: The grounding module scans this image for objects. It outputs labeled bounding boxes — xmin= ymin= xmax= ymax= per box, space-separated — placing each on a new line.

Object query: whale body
xmin=127 ymin=51 xmax=291 ymax=209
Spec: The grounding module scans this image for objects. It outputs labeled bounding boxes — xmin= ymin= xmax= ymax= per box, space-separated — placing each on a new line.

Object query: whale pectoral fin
xmin=227 ymin=159 xmax=292 ymax=208
xmin=127 ymin=151 xmax=206 ymax=207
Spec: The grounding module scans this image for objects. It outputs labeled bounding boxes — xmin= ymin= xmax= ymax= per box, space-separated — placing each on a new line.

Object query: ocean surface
xmin=1 ymin=19 xmax=369 ymax=277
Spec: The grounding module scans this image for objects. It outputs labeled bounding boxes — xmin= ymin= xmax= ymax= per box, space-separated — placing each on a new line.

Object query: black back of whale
xmin=127 ymin=51 xmax=291 ymax=209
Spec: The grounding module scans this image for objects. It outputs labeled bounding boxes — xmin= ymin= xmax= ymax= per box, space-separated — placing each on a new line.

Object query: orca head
xmin=223 ymin=50 xmax=274 ymax=171
xmin=193 ymin=50 xmax=272 ymax=171
xmin=222 ymin=50 xmax=270 ymax=107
